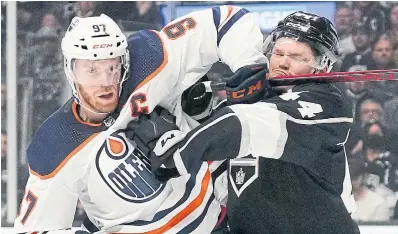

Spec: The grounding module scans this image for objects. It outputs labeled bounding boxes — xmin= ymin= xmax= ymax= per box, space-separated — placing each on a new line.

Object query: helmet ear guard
xmin=263 ymin=11 xmax=339 ymax=73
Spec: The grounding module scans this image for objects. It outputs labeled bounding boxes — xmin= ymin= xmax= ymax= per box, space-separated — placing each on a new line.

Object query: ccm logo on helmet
xmin=286 ymin=22 xmax=310 ymax=32
xmin=93 ymin=44 xmax=113 ymax=49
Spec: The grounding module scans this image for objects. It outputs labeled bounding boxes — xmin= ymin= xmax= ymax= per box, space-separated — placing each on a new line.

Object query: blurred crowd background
xmin=1 ymin=1 xmax=398 ymax=227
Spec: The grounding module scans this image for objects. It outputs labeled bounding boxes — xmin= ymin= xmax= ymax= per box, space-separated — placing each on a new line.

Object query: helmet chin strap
xmin=78 ymin=101 xmax=110 ymax=115
xmin=75 ymin=89 xmax=111 ymax=120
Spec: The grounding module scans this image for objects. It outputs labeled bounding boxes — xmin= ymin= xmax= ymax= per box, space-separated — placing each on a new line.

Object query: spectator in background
xmin=382 ymin=96 xmax=398 ymax=157
xmin=41 ymin=13 xmax=59 ymax=29
xmin=17 ymin=3 xmax=40 ymax=33
xmin=340 ymin=23 xmax=376 ymax=72
xmin=75 ymin=1 xmax=102 ymax=18
xmin=353 ymin=1 xmax=386 ymax=38
xmin=349 ymin=157 xmax=391 ymax=222
xmin=127 ymin=1 xmax=161 ymax=26
xmin=355 ymin=94 xmax=384 ymax=127
xmin=19 ymin=24 xmax=65 ymax=133
xmin=358 ymin=122 xmax=398 ymax=216
xmin=99 ymin=1 xmax=136 ymax=22
xmin=33 ymin=27 xmax=61 ymax=72
xmin=334 ymin=4 xmax=355 ymax=55
xmin=347 ymin=95 xmax=384 ymax=157
xmin=372 ymin=35 xmax=397 ymax=70
xmin=38 ymin=13 xmax=63 ymax=38
xmin=367 ymin=35 xmax=397 ymax=102
xmin=352 ymin=6 xmax=363 ymax=26
xmin=339 ymin=81 xmax=367 ymax=115
xmin=1 ymin=130 xmax=7 ymax=223
xmin=1 ymin=130 xmax=6 ymax=159
xmin=385 ymin=4 xmax=398 ymax=66
xmin=20 ymin=26 xmax=61 ymax=77
xmin=1 ymin=81 xmax=6 ymax=128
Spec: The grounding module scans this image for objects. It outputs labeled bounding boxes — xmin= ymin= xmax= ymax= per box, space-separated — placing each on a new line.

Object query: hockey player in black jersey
xmin=127 ymin=11 xmax=360 ymax=234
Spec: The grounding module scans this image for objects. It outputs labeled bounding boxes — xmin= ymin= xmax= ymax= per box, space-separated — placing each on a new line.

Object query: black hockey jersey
xmin=167 ymin=83 xmax=359 ymax=234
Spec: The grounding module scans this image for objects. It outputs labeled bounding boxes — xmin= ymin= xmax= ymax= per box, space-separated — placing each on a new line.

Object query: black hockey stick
xmin=209 ymin=69 xmax=398 ymax=91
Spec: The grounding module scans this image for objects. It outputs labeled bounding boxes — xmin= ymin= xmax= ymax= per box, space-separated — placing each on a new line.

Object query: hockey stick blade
xmin=210 ymin=69 xmax=398 ymax=91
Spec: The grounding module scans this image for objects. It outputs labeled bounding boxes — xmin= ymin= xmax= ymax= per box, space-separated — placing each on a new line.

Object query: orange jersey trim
xmin=29 ymin=133 xmax=99 ymax=180
xmin=133 ymin=31 xmax=169 ymax=92
xmin=226 ymin=5 xmax=234 ymax=20
xmin=114 ymin=169 xmax=212 ymax=234
xmin=72 ymin=102 xmax=102 ymax=127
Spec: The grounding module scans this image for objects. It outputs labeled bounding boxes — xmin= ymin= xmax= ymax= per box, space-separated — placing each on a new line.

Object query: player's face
xmin=268 ymin=38 xmax=319 ymax=79
xmin=73 ymin=58 xmax=121 ymax=113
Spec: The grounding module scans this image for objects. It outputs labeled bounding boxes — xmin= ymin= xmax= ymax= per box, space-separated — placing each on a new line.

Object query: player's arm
xmin=14 ymin=175 xmax=80 ymax=234
xmin=131 ymin=84 xmax=351 ymax=176
xmin=122 ymin=5 xmax=267 ymax=119
xmin=14 ymin=130 xmax=89 ymax=234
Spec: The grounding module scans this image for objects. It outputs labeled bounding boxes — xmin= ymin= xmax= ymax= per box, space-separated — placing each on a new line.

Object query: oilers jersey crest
xmin=95 ymin=131 xmax=165 ymax=203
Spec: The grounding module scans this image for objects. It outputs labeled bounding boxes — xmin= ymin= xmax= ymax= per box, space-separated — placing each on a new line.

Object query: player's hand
xmin=150 ymin=129 xmax=186 ymax=182
xmin=125 ymin=107 xmax=178 ymax=157
xmin=125 ymin=107 xmax=185 ymax=182
xmin=182 ymin=75 xmax=214 ymax=121
xmin=224 ymin=63 xmax=275 ymax=105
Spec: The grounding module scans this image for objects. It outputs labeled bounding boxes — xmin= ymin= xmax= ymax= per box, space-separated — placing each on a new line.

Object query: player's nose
xmin=278 ymin=57 xmax=290 ymax=70
xmin=98 ymin=73 xmax=118 ymax=86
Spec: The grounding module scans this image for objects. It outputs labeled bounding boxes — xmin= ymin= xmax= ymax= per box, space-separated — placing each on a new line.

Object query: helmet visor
xmin=71 ymin=59 xmax=123 ymax=87
xmin=264 ymin=34 xmax=329 ymax=70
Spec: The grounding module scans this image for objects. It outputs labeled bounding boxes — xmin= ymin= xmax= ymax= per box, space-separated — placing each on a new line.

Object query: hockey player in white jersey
xmin=14 ymin=5 xmax=267 ymax=234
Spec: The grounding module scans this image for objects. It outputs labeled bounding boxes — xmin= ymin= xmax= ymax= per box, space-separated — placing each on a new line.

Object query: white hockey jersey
xmin=14 ymin=5 xmax=267 ymax=234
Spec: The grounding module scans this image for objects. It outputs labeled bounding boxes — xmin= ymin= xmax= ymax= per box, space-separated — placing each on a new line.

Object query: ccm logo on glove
xmin=228 ymin=79 xmax=262 ymax=99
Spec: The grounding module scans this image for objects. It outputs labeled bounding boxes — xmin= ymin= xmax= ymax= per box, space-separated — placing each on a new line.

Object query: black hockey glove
xmin=125 ymin=107 xmax=178 ymax=157
xmin=125 ymin=107 xmax=186 ymax=182
xmin=181 ymin=75 xmax=214 ymax=121
xmin=224 ymin=63 xmax=275 ymax=105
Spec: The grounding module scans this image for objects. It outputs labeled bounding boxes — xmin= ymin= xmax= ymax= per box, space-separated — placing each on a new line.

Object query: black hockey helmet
xmin=264 ymin=11 xmax=340 ymax=72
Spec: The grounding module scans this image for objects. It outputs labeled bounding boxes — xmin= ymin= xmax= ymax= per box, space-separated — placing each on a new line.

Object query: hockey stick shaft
xmin=210 ymin=69 xmax=398 ymax=91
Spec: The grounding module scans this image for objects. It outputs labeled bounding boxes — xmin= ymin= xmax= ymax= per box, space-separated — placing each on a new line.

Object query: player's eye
xmin=291 ymin=55 xmax=310 ymax=63
xmin=300 ymin=57 xmax=310 ymax=63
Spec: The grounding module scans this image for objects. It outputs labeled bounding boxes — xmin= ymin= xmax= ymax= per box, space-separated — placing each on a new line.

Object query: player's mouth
xmin=97 ymin=92 xmax=115 ymax=100
xmin=271 ymin=69 xmax=290 ymax=77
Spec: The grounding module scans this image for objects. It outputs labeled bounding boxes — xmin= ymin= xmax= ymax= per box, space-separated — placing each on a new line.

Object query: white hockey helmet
xmin=61 ymin=14 xmax=130 ymax=104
